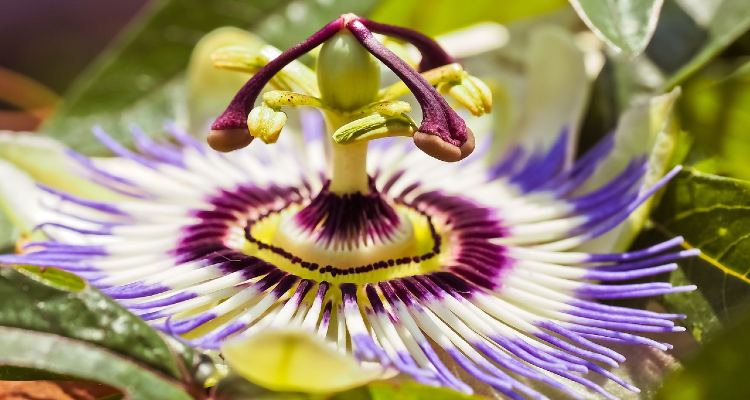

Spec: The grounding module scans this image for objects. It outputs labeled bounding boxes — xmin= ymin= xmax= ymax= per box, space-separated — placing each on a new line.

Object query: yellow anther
xmin=438 ymin=73 xmax=492 ymax=116
xmin=377 ymin=63 xmax=465 ymax=101
xmin=350 ymin=100 xmax=412 ymax=119
xmin=248 ymin=105 xmax=287 ymax=144
xmin=262 ymin=90 xmax=325 ymax=109
xmin=211 ymin=45 xmax=318 ymax=94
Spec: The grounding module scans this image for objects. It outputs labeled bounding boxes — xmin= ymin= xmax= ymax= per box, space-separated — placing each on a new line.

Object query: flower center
xmin=241 ymin=183 xmax=447 ymax=284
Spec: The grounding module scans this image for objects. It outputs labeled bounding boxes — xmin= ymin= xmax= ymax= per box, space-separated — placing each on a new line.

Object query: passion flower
xmin=1 ymin=14 xmax=695 ymax=399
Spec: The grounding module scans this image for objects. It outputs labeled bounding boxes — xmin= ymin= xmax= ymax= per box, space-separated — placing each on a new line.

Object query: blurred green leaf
xmin=656 ymin=303 xmax=750 ymax=400
xmin=677 ymin=61 xmax=750 ymax=179
xmin=213 ymin=375 xmax=480 ymax=400
xmin=0 ymin=326 xmax=192 ymax=400
xmin=648 ymin=0 xmax=750 ymax=88
xmin=583 ymin=0 xmax=750 ymax=135
xmin=213 ymin=373 xmax=310 ymax=400
xmin=370 ymin=0 xmax=566 ymax=36
xmin=43 ymin=0 xmax=378 ymax=155
xmin=0 ymin=366 xmax=68 ymax=381
xmin=0 ymin=211 xmax=13 ymax=253
xmin=569 ymin=0 xmax=664 ymax=56
xmin=665 ymin=258 xmax=724 ymax=342
xmin=653 ymin=169 xmax=750 ymax=338
xmin=339 ymin=381 xmax=483 ymax=400
xmin=16 ymin=265 xmax=87 ymax=291
xmin=0 ymin=267 xmax=198 ymax=381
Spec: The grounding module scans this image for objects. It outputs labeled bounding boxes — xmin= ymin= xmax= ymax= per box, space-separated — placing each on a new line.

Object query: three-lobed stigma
xmin=208 ymin=14 xmax=491 ymax=165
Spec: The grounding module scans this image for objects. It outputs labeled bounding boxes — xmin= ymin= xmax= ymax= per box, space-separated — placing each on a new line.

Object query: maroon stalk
xmin=358 ymin=18 xmax=454 ymax=72
xmin=209 ymin=18 xmax=344 ymax=152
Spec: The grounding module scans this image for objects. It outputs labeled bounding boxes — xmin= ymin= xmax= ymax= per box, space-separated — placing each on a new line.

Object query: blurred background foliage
xmin=1 ymin=0 xmax=750 ymax=398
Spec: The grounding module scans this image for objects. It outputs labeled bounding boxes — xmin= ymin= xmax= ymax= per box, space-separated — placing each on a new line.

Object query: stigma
xmin=208 ymin=13 xmax=490 ymax=165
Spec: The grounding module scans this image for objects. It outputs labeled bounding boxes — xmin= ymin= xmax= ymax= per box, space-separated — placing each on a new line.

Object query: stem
xmin=325 ymin=112 xmax=370 ymax=194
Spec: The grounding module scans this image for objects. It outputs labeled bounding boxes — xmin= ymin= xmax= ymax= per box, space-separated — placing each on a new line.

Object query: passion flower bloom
xmin=1 ymin=14 xmax=696 ymax=399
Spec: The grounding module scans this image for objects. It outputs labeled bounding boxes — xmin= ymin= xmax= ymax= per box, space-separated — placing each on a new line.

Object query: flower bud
xmin=317 ymin=32 xmax=380 ymax=111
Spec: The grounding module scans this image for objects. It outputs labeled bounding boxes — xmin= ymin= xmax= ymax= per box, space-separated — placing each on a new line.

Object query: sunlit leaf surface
xmin=371 ymin=0 xmax=566 ymax=35
xmin=0 ymin=267 xmax=197 ymax=380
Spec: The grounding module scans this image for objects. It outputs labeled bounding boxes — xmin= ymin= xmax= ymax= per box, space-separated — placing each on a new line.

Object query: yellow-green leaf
xmin=653 ymin=169 xmax=750 ymax=335
xmin=222 ymin=328 xmax=385 ymax=394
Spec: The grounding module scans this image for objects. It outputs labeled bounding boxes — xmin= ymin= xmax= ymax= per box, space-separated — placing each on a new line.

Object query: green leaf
xmin=653 ymin=168 xmax=750 ymax=337
xmin=15 ymin=265 xmax=87 ymax=291
xmin=43 ymin=0 xmax=379 ymax=155
xmin=569 ymin=0 xmax=664 ymax=56
xmin=656 ymin=303 xmax=750 ymax=400
xmin=0 ymin=267 xmax=198 ymax=381
xmin=666 ymin=259 xmax=724 ymax=342
xmin=0 ymin=326 xmax=192 ymax=400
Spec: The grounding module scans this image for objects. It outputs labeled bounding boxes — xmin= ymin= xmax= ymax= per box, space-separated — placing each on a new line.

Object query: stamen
xmin=211 ymin=13 xmax=479 ymax=163
xmin=346 ymin=19 xmax=474 ymax=162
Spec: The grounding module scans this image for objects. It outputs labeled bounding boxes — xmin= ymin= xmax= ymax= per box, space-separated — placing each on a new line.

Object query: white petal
xmin=0 ymin=159 xmax=42 ymax=236
xmin=0 ymin=132 xmax=117 ymax=200
xmin=576 ymin=88 xmax=681 ymax=252
xmin=513 ymin=27 xmax=590 ymax=169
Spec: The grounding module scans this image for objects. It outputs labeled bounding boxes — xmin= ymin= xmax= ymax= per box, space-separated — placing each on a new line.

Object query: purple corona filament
xmin=294 ymin=181 xmax=401 ymax=247
xmin=0 ymin=14 xmax=700 ymax=400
